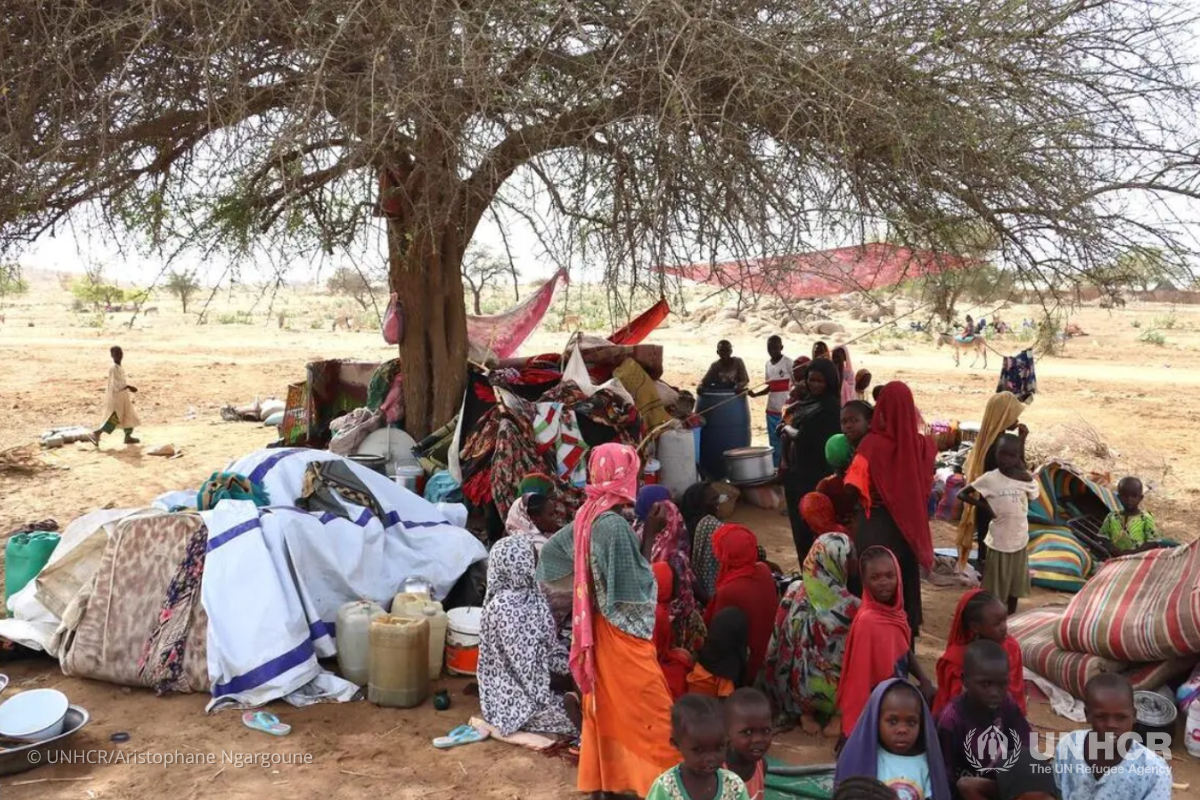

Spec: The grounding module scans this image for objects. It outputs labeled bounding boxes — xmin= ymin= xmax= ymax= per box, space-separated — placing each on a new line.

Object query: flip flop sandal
xmin=432 ymin=724 xmax=488 ymax=749
xmin=242 ymin=710 xmax=291 ymax=737
xmin=0 ymin=675 xmax=9 ymax=693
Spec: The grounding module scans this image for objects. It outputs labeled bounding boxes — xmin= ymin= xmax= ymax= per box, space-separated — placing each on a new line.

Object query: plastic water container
xmin=1188 ymin=702 xmax=1200 ymax=758
xmin=335 ymin=600 xmax=386 ymax=685
xmin=5 ymin=533 xmax=61 ymax=604
xmin=657 ymin=427 xmax=699 ymax=500
xmin=643 ymin=458 xmax=661 ymax=485
xmin=696 ymin=390 xmax=751 ymax=481
xmin=392 ymin=594 xmax=449 ymax=678
xmin=369 ymin=615 xmax=430 ymax=708
xmin=395 ymin=464 xmax=426 ymax=495
xmin=445 ymin=606 xmax=483 ymax=676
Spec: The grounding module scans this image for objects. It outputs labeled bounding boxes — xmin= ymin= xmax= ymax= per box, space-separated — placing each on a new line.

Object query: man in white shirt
xmin=753 ymin=335 xmax=792 ymax=468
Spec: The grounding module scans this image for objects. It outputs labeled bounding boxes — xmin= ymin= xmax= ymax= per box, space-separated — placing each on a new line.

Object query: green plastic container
xmin=5 ymin=532 xmax=61 ymax=603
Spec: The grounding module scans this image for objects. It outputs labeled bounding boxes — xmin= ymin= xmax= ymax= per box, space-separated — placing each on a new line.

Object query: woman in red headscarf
xmin=842 ymin=382 xmax=937 ymax=639
xmin=704 ymin=524 xmax=779 ymax=682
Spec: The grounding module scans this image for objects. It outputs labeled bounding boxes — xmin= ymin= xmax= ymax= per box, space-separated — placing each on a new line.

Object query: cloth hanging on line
xmin=997 ymin=349 xmax=1037 ymax=402
xmin=382 ymin=269 xmax=568 ymax=359
xmin=609 ymin=299 xmax=671 ymax=346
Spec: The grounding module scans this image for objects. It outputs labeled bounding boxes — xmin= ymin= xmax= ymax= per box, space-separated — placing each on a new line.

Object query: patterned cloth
xmin=650 ymin=500 xmax=707 ymax=653
xmin=297 ymin=460 xmax=386 ymax=522
xmin=196 ymin=472 xmax=270 ymax=511
xmin=491 ymin=412 xmax=555 ymax=518
xmin=764 ymin=533 xmax=859 ymax=722
xmin=533 ymin=402 xmax=589 ymax=488
xmin=645 ymin=767 xmax=750 ymax=800
xmin=1053 ymin=729 xmax=1173 ymax=800
xmin=691 ymin=515 xmax=723 ymax=600
xmin=1098 ymin=510 xmax=1158 ymax=552
xmin=997 ymin=349 xmax=1037 ymax=402
xmin=478 ymin=537 xmax=576 ymax=736
xmin=137 ymin=522 xmax=208 ymax=695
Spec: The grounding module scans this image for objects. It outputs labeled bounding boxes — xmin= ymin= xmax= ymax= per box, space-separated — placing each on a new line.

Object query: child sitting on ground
xmin=1097 ymin=477 xmax=1168 ymax=556
xmin=933 ymin=591 xmax=1026 ymax=716
xmin=725 ymin=688 xmax=774 ymax=800
xmin=937 ymin=640 xmax=1032 ymax=800
xmin=836 ymin=547 xmax=936 ymax=741
xmin=688 ymin=607 xmax=750 ymax=699
xmin=648 ymin=694 xmax=751 ymax=800
xmin=1054 ymin=673 xmax=1172 ymax=800
xmin=959 ymin=434 xmax=1039 ymax=615
xmin=835 ymin=679 xmax=952 ymax=800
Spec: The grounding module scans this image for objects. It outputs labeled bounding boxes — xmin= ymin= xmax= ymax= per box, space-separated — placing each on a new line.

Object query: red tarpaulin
xmin=658 ymin=244 xmax=970 ymax=299
xmin=608 ymin=298 xmax=671 ymax=345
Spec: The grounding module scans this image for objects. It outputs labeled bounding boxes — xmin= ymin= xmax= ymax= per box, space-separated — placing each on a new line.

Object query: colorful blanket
xmin=1056 ymin=540 xmax=1200 ymax=662
xmin=1027 ymin=526 xmax=1094 ymax=593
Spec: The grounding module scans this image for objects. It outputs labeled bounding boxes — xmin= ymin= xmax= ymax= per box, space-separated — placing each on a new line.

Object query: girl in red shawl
xmin=652 ymin=562 xmax=694 ymax=698
xmin=835 ymin=546 xmax=934 ymax=740
xmin=932 ymin=589 xmax=1026 ymax=716
xmin=705 ymin=524 xmax=778 ymax=683
xmin=843 ymin=381 xmax=937 ymax=639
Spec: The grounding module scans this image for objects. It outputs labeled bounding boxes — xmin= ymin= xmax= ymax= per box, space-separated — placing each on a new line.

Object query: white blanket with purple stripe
xmin=200 ymin=449 xmax=487 ymax=710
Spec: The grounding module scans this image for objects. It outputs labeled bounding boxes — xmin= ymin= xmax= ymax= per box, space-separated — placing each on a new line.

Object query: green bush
xmin=1139 ymin=329 xmax=1167 ymax=346
xmin=1151 ymin=313 xmax=1177 ymax=330
xmin=310 ymin=317 xmax=327 ymax=330
xmin=79 ymin=311 xmax=106 ymax=329
xmin=216 ymin=310 xmax=254 ymax=325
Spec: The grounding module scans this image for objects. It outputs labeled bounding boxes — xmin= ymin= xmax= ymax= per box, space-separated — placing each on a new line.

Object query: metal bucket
xmin=723 ymin=446 xmax=775 ymax=485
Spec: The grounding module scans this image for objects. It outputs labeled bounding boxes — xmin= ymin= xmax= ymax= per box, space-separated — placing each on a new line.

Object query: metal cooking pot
xmin=723 ymin=446 xmax=775 ymax=485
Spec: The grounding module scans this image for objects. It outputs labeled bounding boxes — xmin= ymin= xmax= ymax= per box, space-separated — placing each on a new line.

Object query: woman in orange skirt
xmin=538 ymin=443 xmax=677 ymax=797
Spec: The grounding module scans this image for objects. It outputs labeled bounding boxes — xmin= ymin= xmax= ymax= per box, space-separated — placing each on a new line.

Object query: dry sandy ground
xmin=1 ymin=283 xmax=1199 ymax=797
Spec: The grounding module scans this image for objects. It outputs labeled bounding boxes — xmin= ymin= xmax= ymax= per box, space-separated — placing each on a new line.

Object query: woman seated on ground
xmin=764 ymin=516 xmax=860 ymax=737
xmin=479 ymin=536 xmax=579 ymax=737
xmin=682 ymin=482 xmax=724 ymax=603
xmin=688 ymin=607 xmax=751 ymax=699
xmin=706 ymin=524 xmax=778 ymax=682
xmin=648 ymin=487 xmax=708 ymax=653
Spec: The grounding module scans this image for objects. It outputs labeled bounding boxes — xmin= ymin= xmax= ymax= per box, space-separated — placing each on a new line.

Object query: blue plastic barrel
xmin=696 ymin=391 xmax=751 ymax=480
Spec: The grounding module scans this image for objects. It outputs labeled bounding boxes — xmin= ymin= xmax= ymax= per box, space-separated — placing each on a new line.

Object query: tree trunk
xmin=472 ymin=289 xmax=482 ymax=315
xmin=388 ymin=216 xmax=469 ymax=439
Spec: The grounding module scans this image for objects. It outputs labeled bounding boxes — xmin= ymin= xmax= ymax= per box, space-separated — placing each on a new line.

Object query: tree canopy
xmin=2 ymin=0 xmax=1199 ymax=433
xmin=165 ymin=270 xmax=201 ymax=314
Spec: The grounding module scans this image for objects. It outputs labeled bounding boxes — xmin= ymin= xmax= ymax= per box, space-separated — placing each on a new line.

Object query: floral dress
xmin=763 ymin=533 xmax=859 ymax=723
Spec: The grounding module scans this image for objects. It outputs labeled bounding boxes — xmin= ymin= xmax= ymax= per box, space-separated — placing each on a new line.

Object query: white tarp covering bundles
xmin=200 ymin=448 xmax=487 ymax=710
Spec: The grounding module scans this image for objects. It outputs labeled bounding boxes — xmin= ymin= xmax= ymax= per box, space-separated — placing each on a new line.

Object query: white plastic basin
xmin=0 ymin=689 xmax=69 ymax=742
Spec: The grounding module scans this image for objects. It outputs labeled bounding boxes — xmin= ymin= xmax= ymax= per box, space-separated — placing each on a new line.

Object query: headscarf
xmin=569 ymin=442 xmax=641 ymax=694
xmin=835 ymin=547 xmax=913 ymax=735
xmin=834 ymin=678 xmax=952 ymax=800
xmin=712 ymin=524 xmax=762 ymax=591
xmin=791 ymin=359 xmax=842 ymax=426
xmin=518 ymin=472 xmax=555 ymax=497
xmin=932 ymin=589 xmax=1026 ymax=716
xmin=504 ymin=495 xmax=540 ymax=537
xmin=957 ymin=391 xmax=1027 ymax=566
xmin=824 ymin=434 xmax=853 ymax=471
xmin=812 ymin=341 xmax=830 ymax=360
xmin=680 ymin=482 xmax=714 ymax=537
xmin=854 ymin=382 xmax=938 ymax=569
xmin=697 ymin=607 xmax=749 ymax=685
xmin=479 ymin=536 xmax=563 ymax=736
xmin=635 ymin=485 xmax=671 ymax=523
xmin=800 ymin=492 xmax=847 ymax=535
xmin=832 ymin=346 xmax=856 ymax=405
xmin=650 ymin=499 xmax=699 ymax=625
xmin=854 ymin=368 xmax=872 ymax=397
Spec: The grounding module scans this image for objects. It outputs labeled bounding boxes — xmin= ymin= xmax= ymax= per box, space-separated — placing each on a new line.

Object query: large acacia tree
xmin=2 ymin=0 xmax=1199 ymax=435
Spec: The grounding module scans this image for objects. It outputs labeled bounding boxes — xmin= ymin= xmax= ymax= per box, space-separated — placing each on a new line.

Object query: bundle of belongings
xmin=1010 ymin=539 xmax=1200 ymax=704
xmin=0 ymin=449 xmax=487 ymax=710
xmin=1025 ymin=460 xmax=1121 ymax=593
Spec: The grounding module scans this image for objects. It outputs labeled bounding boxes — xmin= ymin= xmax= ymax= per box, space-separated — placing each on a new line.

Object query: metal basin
xmin=723 ymin=446 xmax=775 ymax=485
xmin=0 ymin=704 xmax=90 ymax=776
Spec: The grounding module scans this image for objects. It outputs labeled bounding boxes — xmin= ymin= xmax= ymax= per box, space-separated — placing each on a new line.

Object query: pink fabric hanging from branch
xmin=382 ymin=268 xmax=569 ymax=359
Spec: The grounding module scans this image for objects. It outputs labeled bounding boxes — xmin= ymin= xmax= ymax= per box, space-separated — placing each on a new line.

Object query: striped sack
xmin=1028 ymin=527 xmax=1094 ymax=593
xmin=1055 ymin=540 xmax=1200 ymax=662
xmin=1010 ymin=607 xmax=1127 ymax=699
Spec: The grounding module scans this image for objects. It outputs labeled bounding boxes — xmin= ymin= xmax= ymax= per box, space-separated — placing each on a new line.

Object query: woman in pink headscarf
xmin=535 ymin=443 xmax=675 ymax=797
xmin=831 ymin=345 xmax=856 ymax=405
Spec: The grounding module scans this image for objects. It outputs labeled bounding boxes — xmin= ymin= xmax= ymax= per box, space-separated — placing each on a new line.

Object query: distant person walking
xmin=92 ymin=346 xmax=140 ymax=446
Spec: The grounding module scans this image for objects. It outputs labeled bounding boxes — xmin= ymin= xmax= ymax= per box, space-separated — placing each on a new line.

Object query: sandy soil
xmin=0 ymin=281 xmax=1198 ymax=797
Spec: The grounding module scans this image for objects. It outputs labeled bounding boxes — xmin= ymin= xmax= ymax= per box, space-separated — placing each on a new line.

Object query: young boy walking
xmin=92 ymin=346 xmax=141 ymax=446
